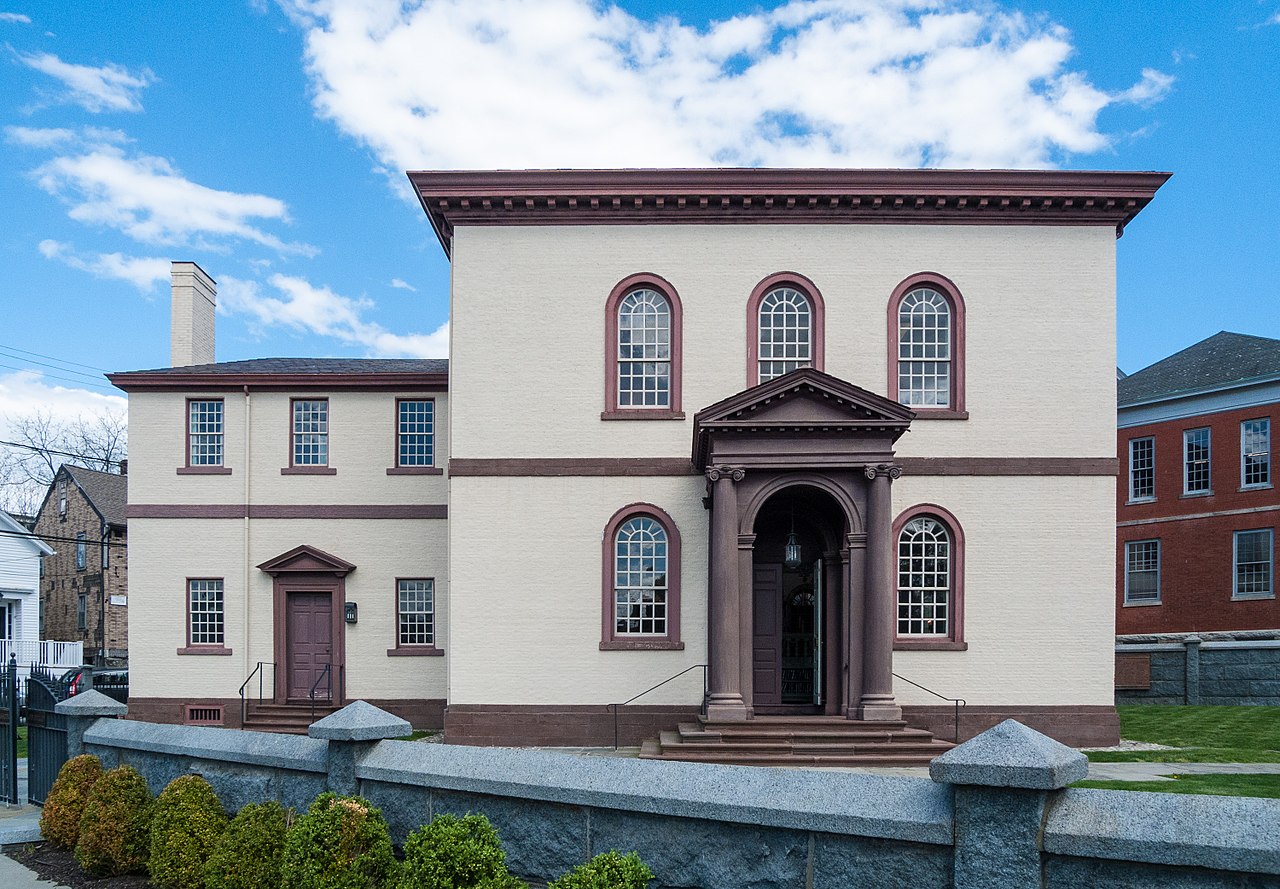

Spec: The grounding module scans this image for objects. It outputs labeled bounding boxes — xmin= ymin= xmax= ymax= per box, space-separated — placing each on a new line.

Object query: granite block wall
xmin=1116 ymin=637 xmax=1280 ymax=705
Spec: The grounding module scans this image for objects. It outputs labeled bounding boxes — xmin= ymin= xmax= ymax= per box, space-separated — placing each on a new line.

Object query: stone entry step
xmin=241 ymin=701 xmax=340 ymax=735
xmin=639 ymin=715 xmax=954 ymax=766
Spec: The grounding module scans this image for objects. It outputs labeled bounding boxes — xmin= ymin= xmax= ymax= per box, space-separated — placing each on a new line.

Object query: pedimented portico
xmin=693 ymin=367 xmax=913 ymax=723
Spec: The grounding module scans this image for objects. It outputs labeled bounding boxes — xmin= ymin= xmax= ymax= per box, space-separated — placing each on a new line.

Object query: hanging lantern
xmin=783 ymin=531 xmax=802 ymax=569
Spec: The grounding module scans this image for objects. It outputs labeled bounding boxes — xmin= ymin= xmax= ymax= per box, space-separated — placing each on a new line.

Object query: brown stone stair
xmin=241 ymin=701 xmax=340 ymax=735
xmin=639 ymin=715 xmax=954 ymax=766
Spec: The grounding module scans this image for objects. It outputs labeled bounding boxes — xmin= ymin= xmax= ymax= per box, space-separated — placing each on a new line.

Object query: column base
xmin=705 ymin=694 xmax=749 ymax=723
xmin=857 ymin=695 xmax=902 ymax=721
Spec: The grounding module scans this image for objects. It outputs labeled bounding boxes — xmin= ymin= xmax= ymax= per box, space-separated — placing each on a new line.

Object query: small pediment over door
xmin=257 ymin=544 xmax=356 ymax=577
xmin=692 ymin=367 xmax=914 ymax=470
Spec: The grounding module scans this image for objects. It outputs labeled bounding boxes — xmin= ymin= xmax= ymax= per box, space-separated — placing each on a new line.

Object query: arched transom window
xmin=897 ymin=287 xmax=952 ymax=406
xmin=757 ymin=287 xmax=812 ymax=383
xmin=897 ymin=516 xmax=951 ymax=637
xmin=614 ymin=516 xmax=668 ymax=635
xmin=617 ymin=288 xmax=672 ymax=408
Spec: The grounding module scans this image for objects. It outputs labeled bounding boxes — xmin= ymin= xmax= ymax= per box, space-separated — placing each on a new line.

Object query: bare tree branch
xmin=0 ymin=408 xmax=128 ymax=515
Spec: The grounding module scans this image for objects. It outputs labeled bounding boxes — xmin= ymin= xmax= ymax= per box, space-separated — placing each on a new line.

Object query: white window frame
xmin=614 ymin=515 xmax=669 ymax=636
xmin=1123 ymin=540 xmax=1161 ymax=605
xmin=291 ymin=399 xmax=330 ymax=466
xmin=397 ymin=579 xmax=435 ymax=647
xmin=896 ymin=516 xmax=951 ymax=637
xmin=897 ymin=287 xmax=953 ymax=408
xmin=396 ymin=399 xmax=435 ymax=467
xmin=616 ymin=288 xmax=672 ymax=408
xmin=1241 ymin=418 xmax=1271 ymax=490
xmin=1233 ymin=529 xmax=1274 ymax=600
xmin=1183 ymin=427 xmax=1211 ymax=495
xmin=188 ymin=399 xmax=225 ymax=466
xmin=188 ymin=578 xmax=225 ymax=646
xmin=1128 ymin=437 xmax=1155 ymax=502
xmin=757 ymin=287 xmax=813 ymax=383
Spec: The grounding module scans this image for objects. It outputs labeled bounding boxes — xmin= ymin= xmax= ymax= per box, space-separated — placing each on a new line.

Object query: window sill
xmin=600 ymin=409 xmax=686 ymax=421
xmin=177 ymin=466 xmax=232 ymax=475
xmin=387 ymin=467 xmax=444 ymax=476
xmin=1122 ymin=599 xmax=1163 ymax=607
xmin=600 ymin=639 xmax=685 ymax=651
xmin=1180 ymin=491 xmax=1212 ymax=499
xmin=908 ymin=409 xmax=969 ymax=420
xmin=1231 ymin=594 xmax=1276 ymax=602
xmin=281 ymin=466 xmax=337 ymax=475
xmin=1240 ymin=484 xmax=1273 ymax=492
xmin=893 ymin=640 xmax=967 ymax=651
xmin=176 ymin=646 xmax=234 ymax=656
xmin=386 ymin=647 xmax=445 ymax=657
xmin=1125 ymin=497 xmax=1156 ymax=506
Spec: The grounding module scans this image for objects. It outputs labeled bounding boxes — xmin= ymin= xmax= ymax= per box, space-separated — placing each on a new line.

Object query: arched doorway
xmin=751 ymin=485 xmax=847 ymax=714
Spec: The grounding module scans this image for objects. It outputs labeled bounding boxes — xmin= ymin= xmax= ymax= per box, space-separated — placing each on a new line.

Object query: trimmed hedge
xmin=205 ymin=801 xmax=294 ymax=889
xmin=40 ymin=754 xmax=104 ymax=848
xmin=74 ymin=764 xmax=154 ymax=877
xmin=149 ymin=774 xmax=229 ymax=889
xmin=548 ymin=852 xmax=654 ymax=889
xmin=282 ymin=792 xmax=397 ymax=889
xmin=398 ymin=813 xmax=525 ymax=889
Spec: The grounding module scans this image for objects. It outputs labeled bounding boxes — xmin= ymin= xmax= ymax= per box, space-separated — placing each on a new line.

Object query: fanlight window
xmin=614 ymin=516 xmax=668 ymax=635
xmin=617 ymin=288 xmax=672 ymax=408
xmin=897 ymin=516 xmax=950 ymax=636
xmin=897 ymin=288 xmax=952 ymax=407
xmin=757 ymin=287 xmax=812 ymax=383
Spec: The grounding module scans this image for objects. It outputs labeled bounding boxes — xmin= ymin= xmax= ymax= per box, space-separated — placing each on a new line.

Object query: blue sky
xmin=1 ymin=0 xmax=1278 ymax=428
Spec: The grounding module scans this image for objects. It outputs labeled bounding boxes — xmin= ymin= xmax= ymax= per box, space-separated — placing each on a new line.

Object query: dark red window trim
xmin=284 ymin=397 xmax=336 ymax=474
xmin=746 ymin=271 xmax=826 ymax=387
xmin=892 ymin=503 xmax=966 ymax=650
xmin=887 ymin=272 xmax=968 ymax=419
xmin=178 ymin=397 xmax=232 ymax=475
xmin=387 ymin=576 xmax=444 ymax=656
xmin=178 ymin=576 xmax=233 ymax=655
xmin=600 ymin=502 xmax=684 ymax=650
xmin=389 ymin=396 xmax=443 ymax=473
xmin=602 ymin=273 xmax=684 ymax=420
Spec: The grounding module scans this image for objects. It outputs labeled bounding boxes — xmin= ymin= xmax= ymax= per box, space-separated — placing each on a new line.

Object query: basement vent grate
xmin=185 ymin=705 xmax=224 ymax=725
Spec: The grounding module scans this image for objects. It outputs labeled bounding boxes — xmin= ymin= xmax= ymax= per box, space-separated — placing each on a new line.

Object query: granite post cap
xmin=929 ymin=719 xmax=1088 ymax=790
xmin=55 ymin=690 xmax=129 ymax=718
xmin=308 ymin=700 xmax=411 ymax=741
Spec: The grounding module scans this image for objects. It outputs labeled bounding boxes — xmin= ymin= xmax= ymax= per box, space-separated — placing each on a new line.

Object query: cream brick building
xmin=112 ymin=169 xmax=1168 ymax=749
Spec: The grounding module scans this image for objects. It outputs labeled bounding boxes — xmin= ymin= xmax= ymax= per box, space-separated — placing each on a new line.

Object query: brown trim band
xmin=176 ymin=466 xmax=232 ymax=476
xmin=109 ymin=372 xmax=448 ymax=392
xmin=129 ymin=504 xmax=448 ymax=519
xmin=448 ymin=456 xmax=1117 ymax=477
xmin=900 ymin=704 xmax=1119 ymax=747
xmin=386 ymin=466 xmax=445 ymax=475
xmin=176 ymin=646 xmax=234 ymax=656
xmin=385 ymin=647 xmax=446 ymax=657
xmin=898 ymin=457 xmax=1118 ymax=476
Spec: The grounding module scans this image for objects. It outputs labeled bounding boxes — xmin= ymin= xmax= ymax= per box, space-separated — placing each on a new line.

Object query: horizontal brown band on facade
xmin=386 ymin=647 xmax=446 ymax=657
xmin=176 ymin=466 xmax=233 ymax=476
xmin=128 ymin=504 xmax=448 ymax=519
xmin=126 ymin=697 xmax=447 ymax=730
xmin=449 ymin=456 xmax=1118 ymax=477
xmin=1118 ymin=502 xmax=1280 ymax=528
xmin=176 ymin=646 xmax=234 ymax=656
xmin=893 ymin=640 xmax=968 ymax=651
xmin=900 ymin=704 xmax=1119 ymax=746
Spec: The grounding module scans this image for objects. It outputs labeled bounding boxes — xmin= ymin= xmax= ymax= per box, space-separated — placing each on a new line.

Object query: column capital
xmin=863 ymin=463 xmax=903 ymax=480
xmin=846 ymin=532 xmax=868 ymax=549
xmin=707 ymin=465 xmax=746 ymax=483
xmin=737 ymin=533 xmax=757 ymax=551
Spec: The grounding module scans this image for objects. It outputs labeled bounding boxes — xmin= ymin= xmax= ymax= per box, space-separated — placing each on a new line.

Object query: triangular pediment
xmin=693 ymin=368 xmax=914 ymax=469
xmin=257 ymin=544 xmax=356 ymax=577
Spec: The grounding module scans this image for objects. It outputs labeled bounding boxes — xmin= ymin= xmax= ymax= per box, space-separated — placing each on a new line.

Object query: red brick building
xmin=1117 ymin=332 xmax=1280 ymax=635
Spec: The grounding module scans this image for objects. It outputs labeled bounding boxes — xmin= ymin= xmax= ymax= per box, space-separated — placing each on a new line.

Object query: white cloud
xmin=26 ymin=134 xmax=315 ymax=255
xmin=38 ymin=239 xmax=170 ymax=292
xmin=390 ymin=278 xmax=417 ymax=292
xmin=5 ymin=125 xmax=77 ymax=148
xmin=220 ymin=274 xmax=448 ymax=357
xmin=17 ymin=51 xmax=155 ymax=113
xmin=0 ymin=372 xmax=126 ymax=440
xmin=0 ymin=12 xmax=31 ymax=23
xmin=283 ymin=0 xmax=1173 ymax=172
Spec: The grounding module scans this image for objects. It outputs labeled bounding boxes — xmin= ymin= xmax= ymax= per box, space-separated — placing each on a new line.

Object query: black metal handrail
xmin=238 ymin=661 xmax=276 ymax=727
xmin=609 ymin=664 xmax=708 ymax=750
xmin=892 ymin=671 xmax=966 ymax=743
xmin=309 ymin=663 xmax=333 ymax=721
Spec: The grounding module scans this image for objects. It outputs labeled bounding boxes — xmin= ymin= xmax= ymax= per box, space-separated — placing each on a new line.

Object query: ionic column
xmin=859 ymin=464 xmax=902 ymax=721
xmin=737 ymin=533 xmax=757 ymax=718
xmin=843 ymin=533 xmax=866 ymax=718
xmin=706 ymin=466 xmax=747 ymax=722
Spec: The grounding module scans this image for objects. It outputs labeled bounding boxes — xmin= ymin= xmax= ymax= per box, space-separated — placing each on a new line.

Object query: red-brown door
xmin=752 ymin=564 xmax=783 ymax=707
xmin=286 ymin=592 xmax=333 ymax=700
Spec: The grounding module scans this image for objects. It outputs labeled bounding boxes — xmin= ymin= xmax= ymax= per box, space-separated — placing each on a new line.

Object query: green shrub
xmin=548 ymin=852 xmax=654 ymax=889
xmin=282 ymin=792 xmax=397 ymax=889
xmin=148 ymin=774 xmax=229 ymax=889
xmin=73 ymin=764 xmax=154 ymax=876
xmin=40 ymin=754 xmax=104 ymax=848
xmin=398 ymin=813 xmax=525 ymax=889
xmin=206 ymin=801 xmax=293 ymax=889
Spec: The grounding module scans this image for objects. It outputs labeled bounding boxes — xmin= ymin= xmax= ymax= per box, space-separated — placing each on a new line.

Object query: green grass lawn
xmin=1085 ymin=705 xmax=1280 ymax=763
xmin=17 ymin=726 xmax=26 ymax=758
xmin=1074 ymin=773 xmax=1280 ymax=799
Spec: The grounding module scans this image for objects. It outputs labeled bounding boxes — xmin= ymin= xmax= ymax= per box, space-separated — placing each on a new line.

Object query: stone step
xmin=684 ymin=727 xmax=935 ymax=744
xmin=639 ymin=750 xmax=940 ymax=767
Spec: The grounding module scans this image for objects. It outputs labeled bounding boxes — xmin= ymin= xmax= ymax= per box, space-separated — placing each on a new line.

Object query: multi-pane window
xmin=897 ymin=288 xmax=952 ymax=407
xmin=1124 ymin=540 xmax=1161 ymax=603
xmin=1183 ymin=428 xmax=1211 ymax=494
xmin=75 ymin=532 xmax=86 ymax=570
xmin=757 ymin=287 xmax=812 ymax=383
xmin=1234 ymin=529 xmax=1274 ymax=599
xmin=76 ymin=593 xmax=86 ymax=631
xmin=188 ymin=399 xmax=225 ymax=466
xmin=897 ymin=516 xmax=950 ymax=636
xmin=614 ymin=516 xmax=668 ymax=635
xmin=397 ymin=579 xmax=435 ymax=646
xmin=617 ymin=288 xmax=672 ymax=407
xmin=189 ymin=579 xmax=225 ymax=645
xmin=292 ymin=399 xmax=329 ymax=466
xmin=1242 ymin=419 xmax=1271 ymax=488
xmin=397 ymin=400 xmax=435 ymax=467
xmin=1128 ymin=437 xmax=1155 ymax=501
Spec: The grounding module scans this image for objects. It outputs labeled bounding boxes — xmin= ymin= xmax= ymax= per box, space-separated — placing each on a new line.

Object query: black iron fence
xmin=0 ymin=656 xmax=17 ymax=804
xmin=26 ymin=663 xmax=72 ymax=805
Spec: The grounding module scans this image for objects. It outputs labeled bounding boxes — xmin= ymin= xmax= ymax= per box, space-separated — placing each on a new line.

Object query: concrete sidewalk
xmin=0 ymin=758 xmax=43 ymax=846
xmin=0 ymin=852 xmax=66 ymax=888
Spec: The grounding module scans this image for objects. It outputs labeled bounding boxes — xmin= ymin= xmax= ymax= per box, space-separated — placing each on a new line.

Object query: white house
xmin=0 ymin=509 xmax=82 ymax=674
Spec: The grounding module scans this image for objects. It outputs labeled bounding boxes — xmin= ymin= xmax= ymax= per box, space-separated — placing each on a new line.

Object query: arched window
xmin=888 ymin=273 xmax=966 ymax=417
xmin=893 ymin=504 xmax=966 ymax=648
xmin=600 ymin=504 xmax=683 ymax=649
xmin=603 ymin=274 xmax=683 ymax=419
xmin=747 ymin=272 xmax=825 ymax=386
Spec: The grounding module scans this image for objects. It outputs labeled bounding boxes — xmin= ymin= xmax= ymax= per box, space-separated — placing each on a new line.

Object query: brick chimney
xmin=170 ymin=261 xmax=216 ymax=367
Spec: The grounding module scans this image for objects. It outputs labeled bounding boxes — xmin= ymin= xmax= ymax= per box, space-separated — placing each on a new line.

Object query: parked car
xmin=59 ymin=667 xmax=129 ymax=703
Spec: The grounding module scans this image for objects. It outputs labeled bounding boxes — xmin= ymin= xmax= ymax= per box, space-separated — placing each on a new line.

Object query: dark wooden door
xmin=286 ymin=592 xmax=332 ymax=700
xmin=752 ymin=564 xmax=783 ymax=707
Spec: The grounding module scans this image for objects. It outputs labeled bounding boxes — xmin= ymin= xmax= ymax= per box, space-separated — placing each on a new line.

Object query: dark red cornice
xmin=407 ymin=168 xmax=1172 ymax=257
xmin=107 ymin=371 xmax=448 ymax=392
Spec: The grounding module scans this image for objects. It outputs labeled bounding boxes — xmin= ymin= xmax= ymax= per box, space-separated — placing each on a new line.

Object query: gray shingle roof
xmin=114 ymin=358 xmax=448 ymax=375
xmin=1118 ymin=332 xmax=1280 ymax=407
xmin=64 ymin=465 xmax=128 ymax=528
